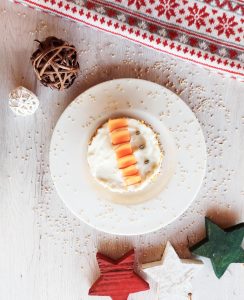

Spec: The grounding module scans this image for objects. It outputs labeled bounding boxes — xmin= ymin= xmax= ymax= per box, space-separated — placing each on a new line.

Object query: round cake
xmin=87 ymin=117 xmax=163 ymax=193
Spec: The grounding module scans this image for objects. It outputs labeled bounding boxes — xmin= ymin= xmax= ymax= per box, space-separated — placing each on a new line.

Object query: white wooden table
xmin=1 ymin=0 xmax=244 ymax=299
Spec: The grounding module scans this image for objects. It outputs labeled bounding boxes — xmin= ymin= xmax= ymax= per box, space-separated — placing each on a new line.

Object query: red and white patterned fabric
xmin=11 ymin=0 xmax=244 ymax=79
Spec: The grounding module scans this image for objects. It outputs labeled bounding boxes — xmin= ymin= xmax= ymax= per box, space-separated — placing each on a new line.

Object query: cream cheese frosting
xmin=87 ymin=118 xmax=163 ymax=193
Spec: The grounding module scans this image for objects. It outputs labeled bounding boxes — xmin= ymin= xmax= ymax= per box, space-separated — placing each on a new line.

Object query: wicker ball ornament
xmin=31 ymin=37 xmax=79 ymax=91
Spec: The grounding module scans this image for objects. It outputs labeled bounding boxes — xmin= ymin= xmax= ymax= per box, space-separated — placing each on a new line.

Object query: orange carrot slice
xmin=109 ymin=118 xmax=128 ymax=132
xmin=108 ymin=118 xmax=141 ymax=186
xmin=122 ymin=165 xmax=139 ymax=176
xmin=115 ymin=143 xmax=133 ymax=159
xmin=111 ymin=129 xmax=130 ymax=145
xmin=118 ymin=154 xmax=136 ymax=169
xmin=125 ymin=175 xmax=141 ymax=186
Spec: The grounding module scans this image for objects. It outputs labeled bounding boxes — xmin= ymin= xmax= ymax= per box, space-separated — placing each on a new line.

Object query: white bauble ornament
xmin=9 ymin=86 xmax=39 ymax=116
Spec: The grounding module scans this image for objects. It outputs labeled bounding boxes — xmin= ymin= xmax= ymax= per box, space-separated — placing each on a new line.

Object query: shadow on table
xmin=44 ymin=61 xmax=185 ymax=122
xmin=205 ymin=206 xmax=239 ymax=229
xmin=185 ymin=206 xmax=239 ymax=252
xmin=96 ymin=207 xmax=239 ymax=263
xmin=96 ymin=238 xmax=134 ymax=260
xmin=76 ymin=62 xmax=177 ymax=96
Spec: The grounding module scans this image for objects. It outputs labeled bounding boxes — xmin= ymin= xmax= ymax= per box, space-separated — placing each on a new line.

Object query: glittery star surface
xmin=190 ymin=217 xmax=244 ymax=278
xmin=142 ymin=242 xmax=203 ymax=300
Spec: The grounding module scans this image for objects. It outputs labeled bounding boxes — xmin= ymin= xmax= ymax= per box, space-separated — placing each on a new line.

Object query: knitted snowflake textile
xmin=11 ymin=0 xmax=244 ymax=79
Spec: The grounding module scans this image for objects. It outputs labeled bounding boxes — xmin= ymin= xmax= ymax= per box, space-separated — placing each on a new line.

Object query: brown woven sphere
xmin=31 ymin=36 xmax=79 ymax=91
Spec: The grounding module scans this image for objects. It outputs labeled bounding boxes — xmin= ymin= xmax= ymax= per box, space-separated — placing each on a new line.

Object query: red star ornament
xmin=89 ymin=250 xmax=149 ymax=300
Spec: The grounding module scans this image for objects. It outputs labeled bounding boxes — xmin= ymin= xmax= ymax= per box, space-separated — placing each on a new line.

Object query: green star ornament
xmin=190 ymin=217 xmax=244 ymax=279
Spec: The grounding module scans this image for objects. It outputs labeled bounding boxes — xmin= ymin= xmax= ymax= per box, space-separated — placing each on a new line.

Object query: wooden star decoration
xmin=190 ymin=217 xmax=244 ymax=279
xmin=142 ymin=242 xmax=203 ymax=300
xmin=89 ymin=249 xmax=149 ymax=300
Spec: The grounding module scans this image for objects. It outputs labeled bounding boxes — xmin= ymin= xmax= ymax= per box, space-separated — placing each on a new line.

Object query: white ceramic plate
xmin=50 ymin=79 xmax=206 ymax=235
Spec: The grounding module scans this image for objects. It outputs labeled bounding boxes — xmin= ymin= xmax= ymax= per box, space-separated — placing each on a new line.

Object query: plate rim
xmin=49 ymin=78 xmax=207 ymax=235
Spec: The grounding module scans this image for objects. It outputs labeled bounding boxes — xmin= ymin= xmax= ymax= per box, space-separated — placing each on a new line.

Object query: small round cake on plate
xmin=87 ymin=117 xmax=163 ymax=193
